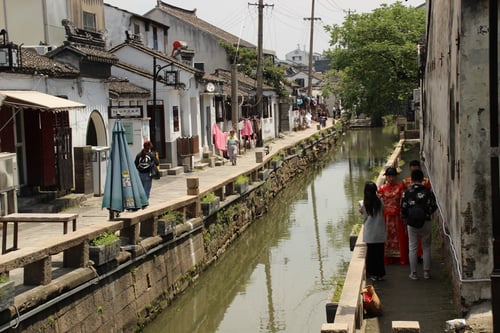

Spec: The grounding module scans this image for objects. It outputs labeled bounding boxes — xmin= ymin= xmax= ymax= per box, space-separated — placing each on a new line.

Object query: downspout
xmin=489 ymin=0 xmax=500 ymax=331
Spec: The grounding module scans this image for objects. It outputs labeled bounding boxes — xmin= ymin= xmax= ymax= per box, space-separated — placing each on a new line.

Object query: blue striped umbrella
xmin=102 ymin=120 xmax=148 ymax=219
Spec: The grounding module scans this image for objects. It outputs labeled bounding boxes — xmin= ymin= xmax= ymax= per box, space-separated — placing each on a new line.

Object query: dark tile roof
xmin=108 ymin=78 xmax=150 ymax=99
xmin=110 ymin=42 xmax=200 ymax=75
xmin=14 ymin=48 xmax=80 ymax=77
xmin=47 ymin=42 xmax=119 ymax=64
xmin=156 ymin=2 xmax=255 ymax=49
xmin=214 ymin=68 xmax=274 ymax=92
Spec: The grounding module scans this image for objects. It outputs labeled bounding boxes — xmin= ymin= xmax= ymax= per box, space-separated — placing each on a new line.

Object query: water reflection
xmin=143 ymin=128 xmax=398 ymax=333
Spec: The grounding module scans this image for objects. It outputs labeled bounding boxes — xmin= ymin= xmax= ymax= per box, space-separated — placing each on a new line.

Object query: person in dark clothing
xmin=134 ymin=141 xmax=159 ymax=199
xmin=401 ymin=169 xmax=438 ymax=280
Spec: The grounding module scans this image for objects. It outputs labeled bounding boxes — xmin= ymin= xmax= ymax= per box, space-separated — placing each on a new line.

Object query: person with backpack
xmin=134 ymin=141 xmax=159 ymax=199
xmin=401 ymin=169 xmax=438 ymax=280
xmin=359 ymin=181 xmax=386 ymax=282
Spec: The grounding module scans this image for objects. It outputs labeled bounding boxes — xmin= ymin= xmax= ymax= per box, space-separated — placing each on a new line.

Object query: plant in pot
xmin=201 ymin=192 xmax=220 ymax=216
xmin=271 ymin=155 xmax=283 ymax=170
xmin=234 ymin=174 xmax=249 ymax=194
xmin=0 ymin=273 xmax=14 ymax=311
xmin=89 ymin=231 xmax=120 ymax=266
xmin=158 ymin=210 xmax=184 ymax=236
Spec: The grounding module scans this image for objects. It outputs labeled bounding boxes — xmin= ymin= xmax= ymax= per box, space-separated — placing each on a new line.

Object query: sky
xmin=104 ymin=0 xmax=424 ymax=59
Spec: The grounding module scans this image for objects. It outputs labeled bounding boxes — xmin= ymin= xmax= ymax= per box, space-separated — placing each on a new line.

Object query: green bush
xmin=90 ymin=231 xmax=119 ymax=246
xmin=235 ymin=174 xmax=249 ymax=185
xmin=201 ymin=192 xmax=218 ymax=203
xmin=0 ymin=274 xmax=9 ymax=284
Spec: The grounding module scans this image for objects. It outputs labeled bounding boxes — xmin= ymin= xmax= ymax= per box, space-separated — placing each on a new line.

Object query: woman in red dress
xmin=378 ymin=167 xmax=408 ymax=265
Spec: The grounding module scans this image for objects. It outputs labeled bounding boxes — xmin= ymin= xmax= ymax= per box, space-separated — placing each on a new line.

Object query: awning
xmin=0 ymin=90 xmax=85 ymax=111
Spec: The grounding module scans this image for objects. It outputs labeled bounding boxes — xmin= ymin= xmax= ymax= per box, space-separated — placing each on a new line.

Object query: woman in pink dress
xmin=378 ymin=167 xmax=408 ymax=265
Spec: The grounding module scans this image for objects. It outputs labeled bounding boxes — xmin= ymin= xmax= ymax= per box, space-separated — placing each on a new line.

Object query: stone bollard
xmin=255 ymin=151 xmax=264 ymax=163
xmin=317 ymin=124 xmax=321 ymax=130
xmin=392 ymin=321 xmax=420 ymax=333
xmin=186 ymin=177 xmax=199 ymax=195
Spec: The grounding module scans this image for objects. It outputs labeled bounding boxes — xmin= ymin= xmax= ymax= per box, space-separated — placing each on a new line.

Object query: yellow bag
xmin=361 ymin=284 xmax=383 ymax=317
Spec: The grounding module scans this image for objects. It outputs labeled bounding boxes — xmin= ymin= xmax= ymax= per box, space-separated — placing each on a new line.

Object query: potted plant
xmin=158 ymin=210 xmax=184 ymax=236
xmin=89 ymin=231 xmax=120 ymax=266
xmin=234 ymin=174 xmax=249 ymax=194
xmin=0 ymin=274 xmax=14 ymax=311
xmin=201 ymin=192 xmax=220 ymax=216
xmin=271 ymin=155 xmax=283 ymax=170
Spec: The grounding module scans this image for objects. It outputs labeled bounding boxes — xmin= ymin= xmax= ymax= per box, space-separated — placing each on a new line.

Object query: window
xmin=295 ymin=78 xmax=305 ymax=87
xmin=153 ymin=27 xmax=158 ymax=50
xmin=173 ymin=106 xmax=179 ymax=132
xmin=133 ymin=23 xmax=140 ymax=35
xmin=83 ymin=12 xmax=96 ymax=31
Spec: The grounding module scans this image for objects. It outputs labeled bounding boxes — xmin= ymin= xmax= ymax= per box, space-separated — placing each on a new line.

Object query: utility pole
xmin=304 ymin=0 xmax=320 ymax=99
xmin=231 ymin=63 xmax=238 ymax=132
xmin=249 ymin=1 xmax=273 ymax=147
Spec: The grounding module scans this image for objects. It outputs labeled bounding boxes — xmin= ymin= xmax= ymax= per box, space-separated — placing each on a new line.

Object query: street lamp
xmin=151 ymin=56 xmax=177 ymax=153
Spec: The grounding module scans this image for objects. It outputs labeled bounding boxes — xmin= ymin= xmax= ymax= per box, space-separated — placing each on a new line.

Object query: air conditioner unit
xmin=0 ymin=153 xmax=18 ymax=191
xmin=22 ymin=45 xmax=57 ymax=55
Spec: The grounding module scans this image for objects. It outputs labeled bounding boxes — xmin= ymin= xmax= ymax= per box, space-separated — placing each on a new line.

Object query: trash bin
xmin=91 ymin=146 xmax=109 ymax=196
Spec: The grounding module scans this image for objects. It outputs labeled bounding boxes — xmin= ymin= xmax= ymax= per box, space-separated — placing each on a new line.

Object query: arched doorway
xmin=86 ymin=110 xmax=107 ymax=146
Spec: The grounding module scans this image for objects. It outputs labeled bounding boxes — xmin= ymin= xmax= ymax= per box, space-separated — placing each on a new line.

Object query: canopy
xmin=0 ymin=90 xmax=85 ymax=111
xmin=102 ymin=120 xmax=148 ymax=219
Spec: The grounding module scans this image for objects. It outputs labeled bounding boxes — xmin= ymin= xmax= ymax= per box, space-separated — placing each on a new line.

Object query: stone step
xmin=193 ymin=162 xmax=209 ymax=170
xmin=166 ymin=166 xmax=184 ymax=175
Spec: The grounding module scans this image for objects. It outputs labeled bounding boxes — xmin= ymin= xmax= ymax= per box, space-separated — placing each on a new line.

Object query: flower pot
xmin=201 ymin=197 xmax=220 ymax=216
xmin=271 ymin=160 xmax=282 ymax=170
xmin=158 ymin=218 xmax=175 ymax=236
xmin=258 ymin=169 xmax=271 ymax=181
xmin=235 ymin=182 xmax=249 ymax=194
xmin=89 ymin=238 xmax=121 ymax=266
xmin=0 ymin=280 xmax=14 ymax=311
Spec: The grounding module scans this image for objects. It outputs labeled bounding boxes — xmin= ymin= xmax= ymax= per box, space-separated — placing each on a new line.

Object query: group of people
xmin=359 ymin=160 xmax=437 ymax=282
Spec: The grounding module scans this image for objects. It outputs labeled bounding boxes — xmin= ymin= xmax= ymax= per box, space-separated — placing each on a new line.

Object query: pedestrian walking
xmin=226 ymin=129 xmax=239 ymax=165
xmin=402 ymin=159 xmax=431 ymax=262
xmin=401 ymin=169 xmax=438 ymax=280
xmin=378 ymin=167 xmax=407 ymax=265
xmin=134 ymin=141 xmax=159 ymax=199
xmin=359 ymin=181 xmax=386 ymax=281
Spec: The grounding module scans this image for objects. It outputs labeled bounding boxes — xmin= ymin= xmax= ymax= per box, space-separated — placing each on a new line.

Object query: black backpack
xmin=407 ymin=204 xmax=427 ymax=228
xmin=137 ymin=153 xmax=153 ymax=172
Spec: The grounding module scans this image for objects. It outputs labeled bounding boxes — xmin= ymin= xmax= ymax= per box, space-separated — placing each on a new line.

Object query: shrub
xmin=90 ymin=231 xmax=119 ymax=246
xmin=201 ymin=192 xmax=218 ymax=203
xmin=235 ymin=174 xmax=249 ymax=185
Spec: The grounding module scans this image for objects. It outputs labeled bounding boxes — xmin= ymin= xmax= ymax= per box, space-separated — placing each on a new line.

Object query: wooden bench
xmin=0 ymin=213 xmax=78 ymax=254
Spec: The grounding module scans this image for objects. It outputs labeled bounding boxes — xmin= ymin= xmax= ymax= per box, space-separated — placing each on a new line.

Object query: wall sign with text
xmin=108 ymin=106 xmax=143 ymax=119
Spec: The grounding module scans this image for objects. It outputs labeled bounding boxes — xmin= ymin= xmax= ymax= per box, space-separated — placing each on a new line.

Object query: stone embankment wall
xmin=3 ymin=130 xmax=340 ymax=333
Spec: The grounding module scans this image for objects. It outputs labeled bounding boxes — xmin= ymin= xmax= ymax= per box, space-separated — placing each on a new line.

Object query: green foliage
xmin=97 ymin=306 xmax=103 ymax=314
xmin=90 ymin=231 xmax=118 ymax=246
xmin=0 ymin=274 xmax=8 ymax=284
xmin=271 ymin=155 xmax=282 ymax=162
xmin=235 ymin=174 xmax=249 ymax=185
xmin=160 ymin=210 xmax=184 ymax=225
xmin=201 ymin=192 xmax=218 ymax=203
xmin=324 ymin=3 xmax=425 ymax=121
xmin=219 ymin=41 xmax=288 ymax=97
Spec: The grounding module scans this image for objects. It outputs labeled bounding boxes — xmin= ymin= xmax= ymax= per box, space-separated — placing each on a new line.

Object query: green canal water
xmin=143 ymin=127 xmax=404 ymax=333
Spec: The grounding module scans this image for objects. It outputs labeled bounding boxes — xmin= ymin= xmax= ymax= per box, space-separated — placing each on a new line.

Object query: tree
xmin=324 ymin=2 xmax=425 ymax=124
xmin=219 ymin=41 xmax=288 ymax=97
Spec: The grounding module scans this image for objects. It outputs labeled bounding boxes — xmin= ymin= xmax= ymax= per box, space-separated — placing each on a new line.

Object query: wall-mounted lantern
xmin=0 ymin=30 xmax=20 ymax=69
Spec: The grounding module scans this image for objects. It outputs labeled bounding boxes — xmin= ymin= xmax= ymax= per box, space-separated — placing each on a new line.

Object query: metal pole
xmin=307 ymin=0 xmax=316 ymax=98
xmin=152 ymin=56 xmax=157 ymax=142
xmin=256 ymin=0 xmax=264 ymax=147
xmin=231 ymin=63 xmax=239 ymax=132
xmin=490 ymin=0 xmax=500 ymax=330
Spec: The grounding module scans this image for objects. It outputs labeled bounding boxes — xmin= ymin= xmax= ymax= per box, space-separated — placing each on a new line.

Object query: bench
xmin=0 ymin=213 xmax=78 ymax=254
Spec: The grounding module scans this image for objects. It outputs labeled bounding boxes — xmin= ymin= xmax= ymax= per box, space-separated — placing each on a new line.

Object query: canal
xmin=144 ymin=127 xmax=403 ymax=333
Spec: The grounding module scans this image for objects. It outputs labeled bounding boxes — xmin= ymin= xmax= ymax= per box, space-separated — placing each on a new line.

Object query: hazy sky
xmin=104 ymin=0 xmax=424 ymax=59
